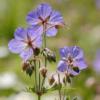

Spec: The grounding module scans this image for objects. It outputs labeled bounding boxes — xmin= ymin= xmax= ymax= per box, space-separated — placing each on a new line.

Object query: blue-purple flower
xmin=8 ymin=27 xmax=42 ymax=61
xmin=57 ymin=46 xmax=87 ymax=75
xmin=93 ymin=50 xmax=100 ymax=73
xmin=26 ymin=3 xmax=64 ymax=37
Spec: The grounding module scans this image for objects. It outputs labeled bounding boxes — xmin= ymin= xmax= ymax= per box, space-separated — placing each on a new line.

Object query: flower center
xmin=66 ymin=56 xmax=74 ymax=67
xmin=27 ymin=40 xmax=33 ymax=47
xmin=39 ymin=16 xmax=50 ymax=25
xmin=26 ymin=34 xmax=33 ymax=48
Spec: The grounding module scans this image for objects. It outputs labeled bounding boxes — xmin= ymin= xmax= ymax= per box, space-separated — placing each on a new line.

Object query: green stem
xmin=38 ymin=95 xmax=41 ymax=100
xmin=41 ymin=77 xmax=45 ymax=90
xmin=43 ymin=25 xmax=47 ymax=68
xmin=39 ymin=60 xmax=41 ymax=91
xmin=41 ymin=25 xmax=47 ymax=90
xmin=58 ymin=73 xmax=61 ymax=100
xmin=34 ymin=59 xmax=37 ymax=91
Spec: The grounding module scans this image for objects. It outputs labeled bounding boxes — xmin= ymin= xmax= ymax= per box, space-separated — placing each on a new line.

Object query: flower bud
xmin=48 ymin=75 xmax=55 ymax=86
xmin=22 ymin=62 xmax=30 ymax=71
xmin=34 ymin=48 xmax=40 ymax=56
xmin=26 ymin=65 xmax=34 ymax=77
xmin=73 ymin=67 xmax=80 ymax=73
xmin=63 ymin=76 xmax=71 ymax=84
xmin=63 ymin=72 xmax=71 ymax=84
xmin=47 ymin=52 xmax=56 ymax=62
xmin=42 ymin=48 xmax=56 ymax=62
xmin=39 ymin=67 xmax=47 ymax=78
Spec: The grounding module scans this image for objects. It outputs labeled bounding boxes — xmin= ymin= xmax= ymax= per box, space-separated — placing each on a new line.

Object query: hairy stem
xmin=41 ymin=25 xmax=47 ymax=90
xmin=34 ymin=59 xmax=37 ymax=91
xmin=41 ymin=77 xmax=45 ymax=90
xmin=39 ymin=60 xmax=41 ymax=91
xmin=43 ymin=25 xmax=47 ymax=68
xmin=58 ymin=73 xmax=61 ymax=100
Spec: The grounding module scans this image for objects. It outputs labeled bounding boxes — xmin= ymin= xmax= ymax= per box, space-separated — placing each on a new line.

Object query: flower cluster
xmin=9 ymin=3 xmax=64 ymax=61
xmin=8 ymin=3 xmax=87 ymax=100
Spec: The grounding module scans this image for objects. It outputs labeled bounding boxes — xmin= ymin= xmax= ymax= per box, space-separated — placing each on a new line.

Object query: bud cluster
xmin=22 ymin=61 xmax=34 ymax=77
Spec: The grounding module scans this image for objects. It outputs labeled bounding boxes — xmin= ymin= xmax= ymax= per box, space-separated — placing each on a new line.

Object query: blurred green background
xmin=0 ymin=0 xmax=100 ymax=100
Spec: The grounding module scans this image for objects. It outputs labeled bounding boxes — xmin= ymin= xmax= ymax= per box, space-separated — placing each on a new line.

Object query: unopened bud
xmin=42 ymin=48 xmax=56 ymax=62
xmin=63 ymin=76 xmax=71 ymax=84
xmin=55 ymin=22 xmax=65 ymax=29
xmin=26 ymin=65 xmax=34 ymax=77
xmin=49 ymin=75 xmax=55 ymax=85
xmin=47 ymin=52 xmax=56 ymax=62
xmin=34 ymin=48 xmax=40 ymax=56
xmin=22 ymin=62 xmax=30 ymax=71
xmin=64 ymin=71 xmax=74 ymax=77
xmin=64 ymin=72 xmax=71 ymax=84
xmin=39 ymin=67 xmax=47 ymax=78
xmin=73 ymin=67 xmax=79 ymax=73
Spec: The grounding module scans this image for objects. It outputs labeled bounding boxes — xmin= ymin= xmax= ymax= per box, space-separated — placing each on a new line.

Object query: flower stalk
xmin=8 ymin=3 xmax=87 ymax=100
xmin=58 ymin=73 xmax=62 ymax=100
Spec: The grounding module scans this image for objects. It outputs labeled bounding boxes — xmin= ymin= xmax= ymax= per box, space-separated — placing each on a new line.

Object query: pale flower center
xmin=66 ymin=55 xmax=74 ymax=67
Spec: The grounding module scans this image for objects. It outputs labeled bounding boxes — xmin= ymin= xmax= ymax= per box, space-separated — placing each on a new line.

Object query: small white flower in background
xmin=8 ymin=92 xmax=35 ymax=100
xmin=42 ymin=91 xmax=59 ymax=100
xmin=94 ymin=95 xmax=100 ymax=100
xmin=0 ymin=46 xmax=9 ymax=58
xmin=0 ymin=72 xmax=18 ymax=89
xmin=85 ymin=77 xmax=96 ymax=88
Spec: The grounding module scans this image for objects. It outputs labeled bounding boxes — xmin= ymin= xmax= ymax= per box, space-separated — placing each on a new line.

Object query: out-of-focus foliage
xmin=0 ymin=0 xmax=100 ymax=100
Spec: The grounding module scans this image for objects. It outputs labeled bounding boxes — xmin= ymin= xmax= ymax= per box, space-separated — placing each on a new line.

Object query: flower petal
xmin=93 ymin=59 xmax=100 ymax=73
xmin=26 ymin=9 xmax=41 ymax=25
xmin=59 ymin=47 xmax=70 ymax=58
xmin=14 ymin=27 xmax=27 ymax=40
xmin=33 ymin=36 xmax=42 ymax=48
xmin=70 ymin=46 xmax=84 ymax=59
xmin=37 ymin=3 xmax=52 ymax=20
xmin=57 ymin=60 xmax=67 ymax=72
xmin=73 ymin=58 xmax=87 ymax=70
xmin=28 ymin=25 xmax=43 ymax=39
xmin=68 ymin=68 xmax=79 ymax=76
xmin=93 ymin=50 xmax=100 ymax=73
xmin=20 ymin=48 xmax=33 ymax=61
xmin=27 ymin=26 xmax=42 ymax=48
xmin=8 ymin=39 xmax=26 ymax=54
xmin=48 ymin=10 xmax=64 ymax=26
xmin=46 ymin=27 xmax=57 ymax=37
